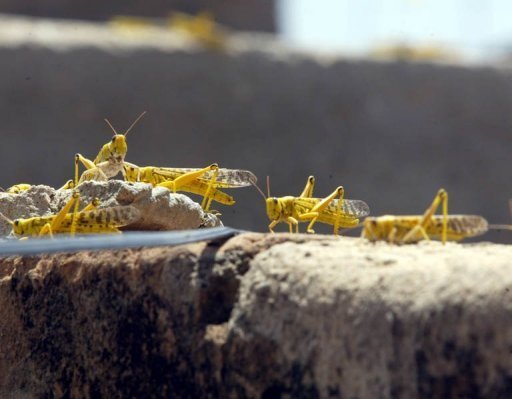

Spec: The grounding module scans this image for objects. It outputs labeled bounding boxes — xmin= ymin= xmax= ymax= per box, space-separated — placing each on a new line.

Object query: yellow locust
xmin=1 ymin=184 xmax=32 ymax=194
xmin=0 ymin=191 xmax=140 ymax=238
xmin=0 ymin=180 xmax=76 ymax=194
xmin=74 ymin=111 xmax=146 ymax=185
xmin=123 ymin=161 xmax=257 ymax=212
xmin=361 ymin=189 xmax=488 ymax=244
xmin=255 ymin=176 xmax=370 ymax=235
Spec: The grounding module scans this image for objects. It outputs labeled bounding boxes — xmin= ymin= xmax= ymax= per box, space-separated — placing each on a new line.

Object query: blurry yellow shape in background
xmin=109 ymin=11 xmax=227 ymax=51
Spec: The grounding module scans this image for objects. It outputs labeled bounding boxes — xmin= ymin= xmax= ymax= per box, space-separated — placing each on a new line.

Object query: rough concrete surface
xmin=0 ymin=180 xmax=219 ymax=236
xmin=1 ymin=233 xmax=512 ymax=398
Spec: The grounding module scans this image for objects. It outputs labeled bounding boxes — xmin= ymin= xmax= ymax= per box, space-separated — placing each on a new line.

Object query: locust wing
xmin=77 ymin=206 xmax=141 ymax=228
xmin=152 ymin=167 xmax=257 ymax=188
xmin=328 ymin=199 xmax=370 ymax=218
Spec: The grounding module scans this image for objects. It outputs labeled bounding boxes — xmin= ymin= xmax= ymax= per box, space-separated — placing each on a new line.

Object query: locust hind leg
xmin=399 ymin=224 xmax=430 ymax=244
xmin=38 ymin=223 xmax=54 ymax=238
xmin=333 ymin=187 xmax=345 ymax=236
xmin=44 ymin=191 xmax=80 ymax=237
xmin=388 ymin=226 xmax=398 ymax=244
xmin=298 ymin=186 xmax=344 ymax=234
xmin=299 ymin=176 xmax=315 ymax=198
xmin=157 ymin=164 xmax=219 ymax=210
xmin=158 ymin=164 xmax=218 ymax=192
xmin=402 ymin=188 xmax=448 ymax=244
xmin=441 ymin=190 xmax=448 ymax=243
xmin=78 ymin=164 xmax=109 ymax=184
xmin=70 ymin=192 xmax=81 ymax=237
xmin=82 ymin=198 xmax=101 ymax=212
xmin=75 ymin=154 xmax=96 ymax=186
xmin=201 ymin=166 xmax=220 ymax=212
xmin=70 ymin=195 xmax=103 ymax=235
xmin=58 ymin=180 xmax=75 ymax=191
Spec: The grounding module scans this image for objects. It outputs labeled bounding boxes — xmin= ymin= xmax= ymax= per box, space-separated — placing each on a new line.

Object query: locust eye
xmin=111 ymin=137 xmax=116 ymax=143
xmin=273 ymin=198 xmax=278 ymax=204
xmin=14 ymin=220 xmax=19 ymax=226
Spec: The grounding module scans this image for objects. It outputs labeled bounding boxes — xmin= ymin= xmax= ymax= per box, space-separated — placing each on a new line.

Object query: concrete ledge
xmin=1 ymin=233 xmax=511 ymax=398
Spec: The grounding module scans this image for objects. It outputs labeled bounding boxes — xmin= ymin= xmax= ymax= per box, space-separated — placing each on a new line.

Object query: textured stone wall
xmin=0 ymin=16 xmax=511 ymax=240
xmin=1 ymin=234 xmax=512 ymax=398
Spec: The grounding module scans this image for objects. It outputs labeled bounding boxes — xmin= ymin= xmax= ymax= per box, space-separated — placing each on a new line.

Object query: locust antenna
xmin=124 ymin=111 xmax=147 ymax=136
xmin=0 ymin=212 xmax=13 ymax=225
xmin=266 ymin=176 xmax=271 ymax=198
xmin=104 ymin=118 xmax=119 ymax=136
xmin=489 ymin=200 xmax=512 ymax=231
xmin=489 ymin=224 xmax=512 ymax=231
xmin=251 ymin=181 xmax=267 ymax=201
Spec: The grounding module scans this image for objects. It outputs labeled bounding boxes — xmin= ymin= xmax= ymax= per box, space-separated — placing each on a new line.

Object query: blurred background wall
xmin=0 ymin=1 xmax=511 ymax=241
xmin=0 ymin=0 xmax=276 ymax=31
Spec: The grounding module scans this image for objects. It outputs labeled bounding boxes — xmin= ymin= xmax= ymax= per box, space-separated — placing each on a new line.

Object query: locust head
xmin=108 ymin=135 xmax=128 ymax=163
xmin=265 ymin=197 xmax=283 ymax=221
xmin=252 ymin=176 xmax=283 ymax=222
xmin=11 ymin=219 xmax=27 ymax=236
xmin=0 ymin=213 xmax=26 ymax=236
xmin=100 ymin=111 xmax=146 ymax=164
